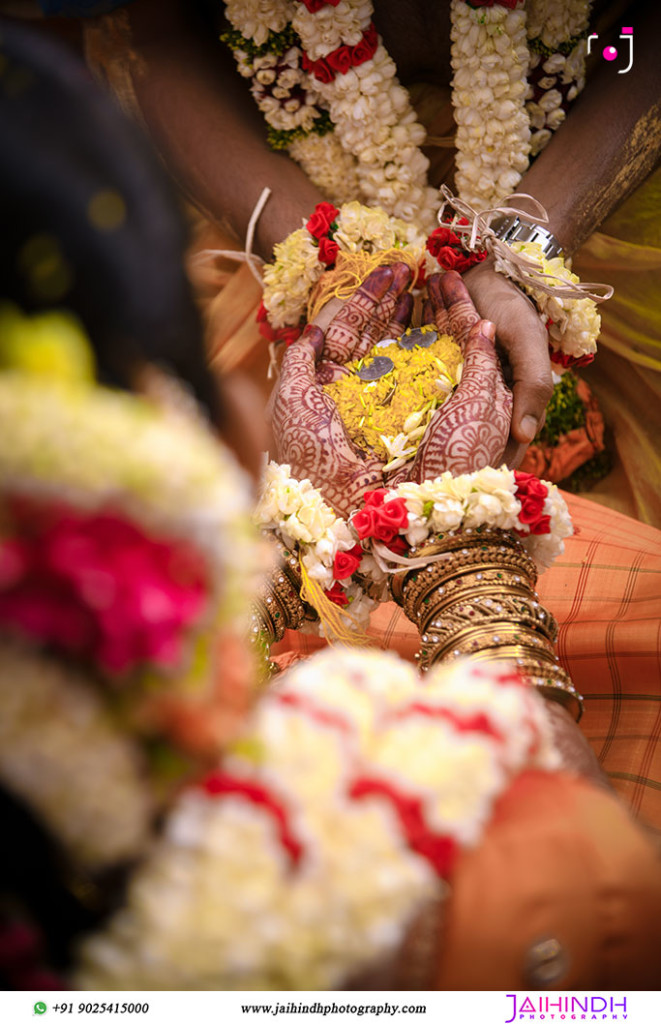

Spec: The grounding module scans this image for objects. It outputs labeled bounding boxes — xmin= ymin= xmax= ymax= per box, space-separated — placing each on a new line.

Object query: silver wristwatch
xmin=491 ymin=215 xmax=564 ymax=259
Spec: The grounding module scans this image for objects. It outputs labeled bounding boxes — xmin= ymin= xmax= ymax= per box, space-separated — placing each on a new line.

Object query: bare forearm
xmin=544 ymin=702 xmax=612 ymax=792
xmin=118 ymin=0 xmax=323 ymax=257
xmin=517 ymin=0 xmax=661 ymax=254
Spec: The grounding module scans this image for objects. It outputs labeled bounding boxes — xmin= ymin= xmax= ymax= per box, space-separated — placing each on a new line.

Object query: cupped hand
xmin=272 ymin=264 xmax=414 ymax=515
xmin=462 ymin=256 xmax=553 ymax=460
xmin=317 ymin=262 xmax=413 ymax=368
xmin=402 ymin=271 xmax=513 ymax=483
xmin=272 ymin=325 xmax=384 ymax=516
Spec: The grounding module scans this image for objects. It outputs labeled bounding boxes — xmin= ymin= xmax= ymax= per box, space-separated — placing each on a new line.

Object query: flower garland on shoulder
xmin=0 ymin=306 xmax=264 ymax=887
xmin=0 ymin=306 xmax=260 ymax=763
xmin=223 ymin=0 xmax=593 ymax=228
xmin=450 ymin=0 xmax=532 ymax=211
xmin=222 ymin=0 xmax=439 ymax=231
xmin=525 ymin=0 xmax=593 ymax=157
xmin=450 ymin=0 xmax=593 ymax=209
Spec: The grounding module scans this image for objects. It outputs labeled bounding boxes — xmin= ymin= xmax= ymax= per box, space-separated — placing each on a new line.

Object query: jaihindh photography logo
xmin=505 ymin=995 xmax=628 ymax=1023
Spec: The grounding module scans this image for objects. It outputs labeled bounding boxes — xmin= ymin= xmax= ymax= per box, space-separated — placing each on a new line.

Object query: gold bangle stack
xmin=248 ymin=536 xmax=310 ymax=676
xmin=389 ymin=528 xmax=583 ymax=722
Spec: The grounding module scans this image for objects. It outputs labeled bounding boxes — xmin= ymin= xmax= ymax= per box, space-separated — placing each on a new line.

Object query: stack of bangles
xmin=248 ymin=535 xmax=314 ymax=674
xmin=248 ymin=505 xmax=582 ymax=723
xmin=387 ymin=529 xmax=582 ymax=721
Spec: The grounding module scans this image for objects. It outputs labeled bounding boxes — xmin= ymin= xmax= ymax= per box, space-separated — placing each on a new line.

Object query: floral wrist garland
xmin=76 ymin=647 xmax=560 ymax=990
xmin=494 ymin=239 xmax=601 ymax=365
xmin=254 ymin=463 xmax=572 ymax=640
xmin=258 ymin=199 xmax=430 ymax=338
xmin=253 ymin=461 xmax=376 ymax=633
xmin=426 ymin=216 xmax=488 ymax=274
xmin=428 ymin=187 xmax=612 ymax=366
xmin=350 ymin=466 xmax=573 ymax=580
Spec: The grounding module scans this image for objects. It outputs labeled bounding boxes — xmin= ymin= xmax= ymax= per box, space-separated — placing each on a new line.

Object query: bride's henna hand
xmin=310 ymin=263 xmax=413 ymax=385
xmin=404 ymin=272 xmax=512 ymax=483
xmin=426 ymin=270 xmax=479 ymax=347
xmin=272 ymin=325 xmax=383 ymax=517
xmin=321 ymin=263 xmax=413 ymax=365
xmin=272 ymin=263 xmax=416 ymax=512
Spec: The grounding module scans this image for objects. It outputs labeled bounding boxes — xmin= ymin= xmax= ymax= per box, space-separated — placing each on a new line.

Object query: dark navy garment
xmin=38 ymin=0 xmax=134 ymax=15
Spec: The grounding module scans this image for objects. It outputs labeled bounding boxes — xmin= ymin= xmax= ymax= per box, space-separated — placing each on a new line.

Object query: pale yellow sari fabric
xmin=574 ymin=167 xmax=661 ymax=526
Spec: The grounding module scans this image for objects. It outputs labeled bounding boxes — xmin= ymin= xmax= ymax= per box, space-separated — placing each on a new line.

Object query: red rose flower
xmin=302 ymin=53 xmax=335 ymax=84
xmin=332 ymin=547 xmax=363 ymax=580
xmin=306 ymin=201 xmax=340 ymax=239
xmin=426 ymin=227 xmax=487 ymax=273
xmin=517 ymin=500 xmax=545 ymax=525
xmin=426 ymin=227 xmax=459 ymax=256
xmin=256 ymin=301 xmax=269 ymax=323
xmin=327 ymin=44 xmax=352 ymax=75
xmin=351 ymin=23 xmax=379 ymax=67
xmin=363 ymin=488 xmax=388 ymax=508
xmin=318 ymin=236 xmax=339 ymax=266
xmin=434 ymin=247 xmax=464 ymax=271
xmin=528 ymin=515 xmax=552 ymax=535
xmin=351 ymin=508 xmax=378 ymax=539
xmin=353 ymin=496 xmax=408 ymax=543
xmin=257 ymin=318 xmax=303 ymax=345
xmin=387 ymin=535 xmax=410 ymax=556
xmin=550 ymin=348 xmax=595 ymax=369
xmin=514 ymin=472 xmax=551 ymax=535
xmin=376 ymin=497 xmax=409 ymax=532
xmin=299 ymin=0 xmax=328 ymax=10
xmin=325 ymin=581 xmax=350 ymax=607
xmin=372 ymin=520 xmax=398 ymax=543
xmin=514 ymin=471 xmax=548 ymax=501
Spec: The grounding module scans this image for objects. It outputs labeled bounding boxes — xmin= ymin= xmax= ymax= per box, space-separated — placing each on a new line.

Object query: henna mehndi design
xmin=274 ymin=266 xmax=513 ymax=509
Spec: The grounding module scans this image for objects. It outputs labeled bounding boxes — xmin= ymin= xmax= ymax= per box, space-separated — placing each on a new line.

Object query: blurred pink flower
xmin=0 ymin=503 xmax=209 ymax=674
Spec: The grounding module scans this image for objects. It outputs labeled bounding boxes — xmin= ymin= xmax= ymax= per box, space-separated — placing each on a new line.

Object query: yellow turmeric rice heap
xmin=324 ymin=325 xmax=463 ymax=473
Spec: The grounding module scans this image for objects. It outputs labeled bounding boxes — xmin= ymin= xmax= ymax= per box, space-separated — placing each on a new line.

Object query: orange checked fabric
xmin=273 ymin=492 xmax=661 ymax=835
